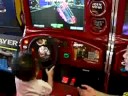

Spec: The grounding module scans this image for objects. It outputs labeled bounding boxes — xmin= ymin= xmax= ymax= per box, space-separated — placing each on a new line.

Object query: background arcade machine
xmin=0 ymin=34 xmax=21 ymax=95
xmin=0 ymin=0 xmax=23 ymax=95
xmin=20 ymin=0 xmax=112 ymax=95
xmin=107 ymin=0 xmax=128 ymax=95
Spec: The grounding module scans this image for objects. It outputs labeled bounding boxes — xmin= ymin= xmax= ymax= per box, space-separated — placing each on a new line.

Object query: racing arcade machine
xmin=20 ymin=0 xmax=112 ymax=95
xmin=108 ymin=0 xmax=128 ymax=95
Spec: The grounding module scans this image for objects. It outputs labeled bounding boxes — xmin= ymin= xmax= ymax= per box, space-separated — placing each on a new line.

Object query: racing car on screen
xmin=56 ymin=1 xmax=77 ymax=24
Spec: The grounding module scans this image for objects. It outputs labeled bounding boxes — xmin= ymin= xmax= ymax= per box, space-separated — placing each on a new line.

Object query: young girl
xmin=11 ymin=52 xmax=54 ymax=96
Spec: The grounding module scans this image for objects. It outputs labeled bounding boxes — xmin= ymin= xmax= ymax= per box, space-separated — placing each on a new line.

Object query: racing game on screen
xmin=29 ymin=0 xmax=84 ymax=31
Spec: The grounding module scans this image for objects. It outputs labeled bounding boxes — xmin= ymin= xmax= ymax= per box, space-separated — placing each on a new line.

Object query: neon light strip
xmin=0 ymin=46 xmax=17 ymax=51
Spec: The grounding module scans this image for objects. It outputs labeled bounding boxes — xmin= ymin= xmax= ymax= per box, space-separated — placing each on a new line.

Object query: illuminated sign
xmin=0 ymin=38 xmax=18 ymax=46
xmin=0 ymin=34 xmax=21 ymax=48
xmin=73 ymin=42 xmax=84 ymax=47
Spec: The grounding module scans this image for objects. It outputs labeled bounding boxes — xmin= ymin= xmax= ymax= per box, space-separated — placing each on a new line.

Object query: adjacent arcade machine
xmin=20 ymin=0 xmax=112 ymax=95
xmin=0 ymin=0 xmax=23 ymax=95
xmin=0 ymin=0 xmax=23 ymax=71
xmin=107 ymin=0 xmax=128 ymax=95
xmin=0 ymin=34 xmax=21 ymax=95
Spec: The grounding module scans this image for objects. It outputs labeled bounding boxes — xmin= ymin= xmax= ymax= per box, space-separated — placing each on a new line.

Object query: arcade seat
xmin=0 ymin=70 xmax=16 ymax=96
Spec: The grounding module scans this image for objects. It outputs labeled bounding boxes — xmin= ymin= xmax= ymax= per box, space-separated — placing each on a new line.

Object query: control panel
xmin=20 ymin=35 xmax=103 ymax=70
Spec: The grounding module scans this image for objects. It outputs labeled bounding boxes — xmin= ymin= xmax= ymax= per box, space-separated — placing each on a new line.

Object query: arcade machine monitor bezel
xmin=23 ymin=0 xmax=112 ymax=41
xmin=28 ymin=0 xmax=85 ymax=31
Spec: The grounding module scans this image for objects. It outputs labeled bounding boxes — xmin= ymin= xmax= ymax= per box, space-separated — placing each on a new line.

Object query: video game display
xmin=0 ymin=0 xmax=20 ymax=28
xmin=122 ymin=1 xmax=128 ymax=35
xmin=29 ymin=0 xmax=84 ymax=30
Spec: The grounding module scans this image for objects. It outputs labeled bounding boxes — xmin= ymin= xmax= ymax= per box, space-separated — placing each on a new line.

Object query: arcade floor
xmin=0 ymin=70 xmax=16 ymax=96
xmin=108 ymin=73 xmax=128 ymax=95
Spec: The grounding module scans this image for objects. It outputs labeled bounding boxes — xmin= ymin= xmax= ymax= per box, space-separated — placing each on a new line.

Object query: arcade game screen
xmin=0 ymin=0 xmax=22 ymax=34
xmin=29 ymin=0 xmax=84 ymax=30
xmin=0 ymin=0 xmax=20 ymax=27
xmin=122 ymin=1 xmax=128 ymax=35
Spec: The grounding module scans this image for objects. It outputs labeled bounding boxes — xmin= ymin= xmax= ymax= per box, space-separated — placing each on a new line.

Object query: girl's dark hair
xmin=11 ymin=52 xmax=37 ymax=81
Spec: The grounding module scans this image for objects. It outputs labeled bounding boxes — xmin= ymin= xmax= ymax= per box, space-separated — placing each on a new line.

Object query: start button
xmin=64 ymin=53 xmax=70 ymax=58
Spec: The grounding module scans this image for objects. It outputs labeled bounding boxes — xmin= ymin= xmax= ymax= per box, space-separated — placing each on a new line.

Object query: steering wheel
xmin=28 ymin=36 xmax=58 ymax=70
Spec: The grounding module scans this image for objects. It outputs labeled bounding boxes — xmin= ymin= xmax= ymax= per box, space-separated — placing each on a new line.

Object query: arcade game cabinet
xmin=0 ymin=0 xmax=23 ymax=70
xmin=108 ymin=0 xmax=128 ymax=95
xmin=20 ymin=0 xmax=112 ymax=95
xmin=0 ymin=0 xmax=23 ymax=95
xmin=0 ymin=34 xmax=21 ymax=95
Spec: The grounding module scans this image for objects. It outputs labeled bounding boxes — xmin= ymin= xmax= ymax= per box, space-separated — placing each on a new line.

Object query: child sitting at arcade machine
xmin=77 ymin=45 xmax=128 ymax=96
xmin=11 ymin=51 xmax=55 ymax=96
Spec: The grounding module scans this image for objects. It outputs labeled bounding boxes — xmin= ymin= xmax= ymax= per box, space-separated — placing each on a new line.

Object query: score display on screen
xmin=29 ymin=0 xmax=84 ymax=31
xmin=0 ymin=0 xmax=19 ymax=27
xmin=122 ymin=1 xmax=128 ymax=35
